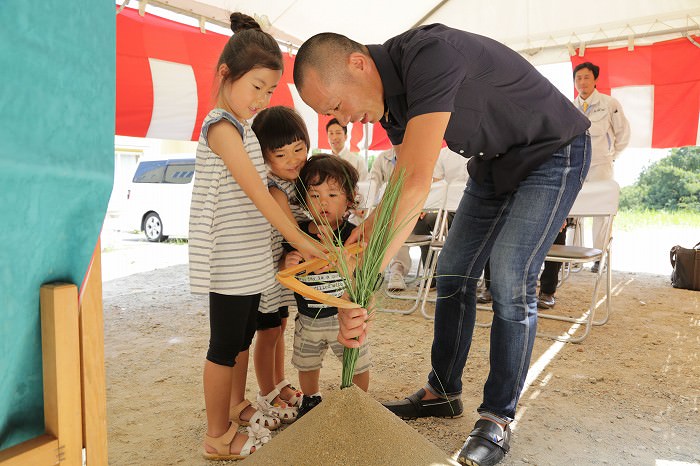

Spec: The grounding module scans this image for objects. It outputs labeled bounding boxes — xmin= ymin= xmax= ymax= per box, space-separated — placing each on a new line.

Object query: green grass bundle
xmin=323 ymin=171 xmax=411 ymax=388
xmin=287 ymin=164 xmax=413 ymax=389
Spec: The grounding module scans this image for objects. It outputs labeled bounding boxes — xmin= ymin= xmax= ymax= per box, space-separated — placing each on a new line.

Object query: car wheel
xmin=143 ymin=212 xmax=164 ymax=242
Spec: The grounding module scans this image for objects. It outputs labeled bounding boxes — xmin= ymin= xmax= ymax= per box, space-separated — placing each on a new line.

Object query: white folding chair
xmin=537 ymin=179 xmax=620 ymax=343
xmin=381 ymin=180 xmax=448 ymax=315
xmin=419 ymin=182 xmax=465 ymax=319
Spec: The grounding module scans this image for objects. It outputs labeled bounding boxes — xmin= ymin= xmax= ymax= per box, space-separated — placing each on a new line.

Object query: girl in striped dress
xmin=250 ymin=106 xmax=311 ymax=422
xmin=188 ymin=13 xmax=322 ymax=461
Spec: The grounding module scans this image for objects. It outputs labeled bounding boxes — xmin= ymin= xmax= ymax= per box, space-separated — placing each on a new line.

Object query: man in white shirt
xmin=535 ymin=62 xmax=631 ymax=308
xmin=530 ymin=63 xmax=630 ymax=308
xmin=572 ymin=61 xmax=630 ymax=274
xmin=326 ymin=118 xmax=369 ymax=181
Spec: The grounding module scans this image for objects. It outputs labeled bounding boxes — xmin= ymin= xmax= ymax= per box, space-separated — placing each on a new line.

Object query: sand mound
xmin=241 ymin=386 xmax=456 ymax=465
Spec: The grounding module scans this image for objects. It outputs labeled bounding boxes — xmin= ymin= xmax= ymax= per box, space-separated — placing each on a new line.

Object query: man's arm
xmin=346 ymin=115 xmax=448 ymax=248
xmin=338 ymin=113 xmax=449 ymax=348
xmin=380 ymin=113 xmax=451 ymax=268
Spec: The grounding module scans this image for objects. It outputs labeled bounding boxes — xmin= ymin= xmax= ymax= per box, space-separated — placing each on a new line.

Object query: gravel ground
xmin=101 ymin=222 xmax=699 ymax=466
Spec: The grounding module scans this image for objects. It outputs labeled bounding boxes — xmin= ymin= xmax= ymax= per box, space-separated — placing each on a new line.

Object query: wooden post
xmin=80 ymin=239 xmax=109 ymax=465
xmin=0 ymin=284 xmax=82 ymax=465
xmin=1 ymin=242 xmax=109 ymax=465
xmin=41 ymin=283 xmax=83 ymax=466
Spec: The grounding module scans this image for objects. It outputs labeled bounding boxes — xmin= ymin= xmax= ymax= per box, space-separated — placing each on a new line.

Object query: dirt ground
xmin=102 ymin=242 xmax=700 ymax=466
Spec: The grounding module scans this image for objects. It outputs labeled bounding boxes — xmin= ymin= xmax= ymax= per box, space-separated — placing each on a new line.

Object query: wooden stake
xmin=80 ymin=239 xmax=109 ymax=465
xmin=0 ymin=283 xmax=82 ymax=465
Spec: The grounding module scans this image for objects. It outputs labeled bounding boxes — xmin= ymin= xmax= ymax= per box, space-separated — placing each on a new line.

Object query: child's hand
xmin=315 ymin=224 xmax=335 ymax=245
xmin=283 ymin=250 xmax=304 ymax=270
xmin=296 ymin=237 xmax=327 ymax=264
xmin=331 ymin=246 xmax=359 ymax=275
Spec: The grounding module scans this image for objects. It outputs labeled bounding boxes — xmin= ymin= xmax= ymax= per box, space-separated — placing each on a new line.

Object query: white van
xmin=125 ymin=154 xmax=195 ymax=241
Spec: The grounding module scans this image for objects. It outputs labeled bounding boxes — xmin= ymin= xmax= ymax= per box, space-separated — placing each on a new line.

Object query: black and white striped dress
xmin=258 ymin=173 xmax=310 ymax=313
xmin=188 ymin=109 xmax=274 ymax=295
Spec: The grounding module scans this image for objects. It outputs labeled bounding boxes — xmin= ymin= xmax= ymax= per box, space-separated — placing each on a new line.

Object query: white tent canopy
xmin=115 ymin=1 xmax=700 ymax=151
xmin=134 ymin=0 xmax=700 ymax=64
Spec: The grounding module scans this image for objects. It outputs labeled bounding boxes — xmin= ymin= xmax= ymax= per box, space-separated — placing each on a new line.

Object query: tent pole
xmin=520 ymin=25 xmax=700 ymax=57
xmin=411 ymin=0 xmax=450 ymax=29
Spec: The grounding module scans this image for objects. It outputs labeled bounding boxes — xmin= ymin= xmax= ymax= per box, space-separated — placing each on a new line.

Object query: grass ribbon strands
xmin=287 ymin=168 xmax=414 ymax=389
xmin=335 ymin=170 xmax=412 ymax=388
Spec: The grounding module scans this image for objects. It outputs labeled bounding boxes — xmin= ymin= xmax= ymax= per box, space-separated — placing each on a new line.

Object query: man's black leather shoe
xmin=382 ymin=388 xmax=463 ymax=420
xmin=458 ymin=419 xmax=511 ymax=466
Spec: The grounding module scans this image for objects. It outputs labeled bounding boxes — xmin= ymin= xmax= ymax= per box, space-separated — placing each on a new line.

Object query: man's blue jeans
xmin=428 ymin=132 xmax=591 ymax=422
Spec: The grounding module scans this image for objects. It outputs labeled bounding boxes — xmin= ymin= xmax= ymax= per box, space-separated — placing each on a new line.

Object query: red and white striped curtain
xmin=117 ymin=6 xmax=700 ymax=151
xmin=571 ymin=37 xmax=700 ymax=148
xmin=116 ymin=6 xmax=391 ymax=150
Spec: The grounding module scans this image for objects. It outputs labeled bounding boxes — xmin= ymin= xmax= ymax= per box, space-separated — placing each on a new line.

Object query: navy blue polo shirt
xmin=367 ymin=24 xmax=590 ymax=194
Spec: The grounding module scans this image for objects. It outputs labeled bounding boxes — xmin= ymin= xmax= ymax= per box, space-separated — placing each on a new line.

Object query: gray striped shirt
xmin=188 ymin=109 xmax=274 ymax=295
xmin=258 ymin=173 xmax=311 ymax=313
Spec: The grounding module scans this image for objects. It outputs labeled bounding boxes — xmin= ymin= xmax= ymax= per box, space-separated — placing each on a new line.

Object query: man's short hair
xmin=293 ymin=32 xmax=367 ymax=90
xmin=325 ymin=118 xmax=347 ymax=134
xmin=573 ymin=62 xmax=600 ymax=80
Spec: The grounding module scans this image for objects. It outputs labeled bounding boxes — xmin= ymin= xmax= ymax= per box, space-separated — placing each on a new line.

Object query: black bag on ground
xmin=670 ymin=242 xmax=700 ymax=290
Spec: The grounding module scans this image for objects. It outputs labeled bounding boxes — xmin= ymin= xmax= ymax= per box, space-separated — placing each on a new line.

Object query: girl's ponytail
xmin=215 ymin=13 xmax=282 ymax=96
xmin=229 ymin=12 xmax=262 ymax=33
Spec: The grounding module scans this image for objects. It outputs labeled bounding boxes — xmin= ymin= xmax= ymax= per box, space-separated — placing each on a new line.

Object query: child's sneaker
xmin=297 ymin=395 xmax=322 ymax=419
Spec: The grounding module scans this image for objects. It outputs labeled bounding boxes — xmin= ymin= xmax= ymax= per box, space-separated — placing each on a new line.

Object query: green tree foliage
xmin=619 ymin=147 xmax=700 ymax=211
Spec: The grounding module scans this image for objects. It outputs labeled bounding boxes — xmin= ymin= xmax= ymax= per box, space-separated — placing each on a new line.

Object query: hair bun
xmin=229 ymin=12 xmax=262 ymax=33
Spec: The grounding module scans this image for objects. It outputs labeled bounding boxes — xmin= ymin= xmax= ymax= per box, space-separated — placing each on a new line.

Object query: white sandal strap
xmin=259 ymin=388 xmax=281 ymax=404
xmin=257 ymin=391 xmax=297 ymax=421
xmin=274 ymin=379 xmax=292 ymax=391
xmin=248 ymin=406 xmax=280 ymax=427
xmin=240 ymin=424 xmax=271 ymax=456
xmin=275 ymin=380 xmax=303 ymax=407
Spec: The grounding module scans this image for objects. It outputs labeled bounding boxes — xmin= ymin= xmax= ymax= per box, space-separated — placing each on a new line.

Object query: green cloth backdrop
xmin=0 ymin=1 xmax=115 ymax=450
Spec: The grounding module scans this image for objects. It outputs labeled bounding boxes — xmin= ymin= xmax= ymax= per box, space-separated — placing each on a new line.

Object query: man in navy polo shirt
xmin=294 ymin=24 xmax=590 ymax=466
